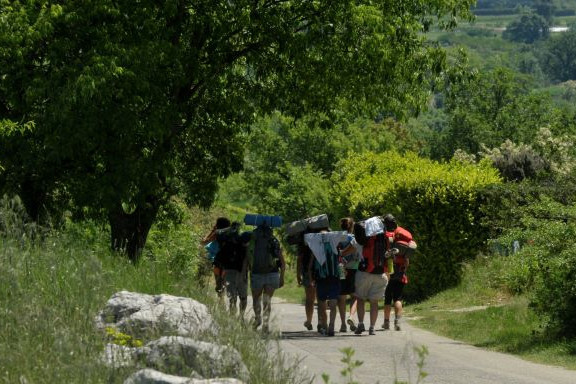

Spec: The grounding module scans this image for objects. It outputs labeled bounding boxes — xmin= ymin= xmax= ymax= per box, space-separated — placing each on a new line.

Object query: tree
xmin=432 ymin=67 xmax=563 ymax=159
xmin=540 ymin=26 xmax=576 ymax=82
xmin=533 ymin=0 xmax=555 ymax=24
xmin=0 ymin=0 xmax=474 ymax=260
xmin=240 ymin=113 xmax=424 ymax=222
xmin=502 ymin=13 xmax=550 ymax=43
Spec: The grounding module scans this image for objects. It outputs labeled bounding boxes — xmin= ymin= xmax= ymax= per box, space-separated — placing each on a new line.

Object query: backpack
xmin=249 ymin=225 xmax=281 ymax=274
xmin=358 ymin=233 xmax=392 ymax=274
xmin=214 ymin=223 xmax=245 ymax=271
xmin=286 ymin=232 xmax=304 ymax=246
xmin=391 ymin=227 xmax=417 ymax=260
xmin=353 ymin=221 xmax=368 ymax=245
xmin=313 ymin=242 xmax=340 ymax=280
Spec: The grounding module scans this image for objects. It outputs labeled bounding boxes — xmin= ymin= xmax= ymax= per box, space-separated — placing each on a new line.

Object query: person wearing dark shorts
xmin=382 ymin=214 xmax=416 ymax=331
xmin=312 ymin=275 xmax=341 ymax=336
xmin=337 ymin=217 xmax=360 ymax=333
xmin=307 ymin=230 xmax=344 ymax=337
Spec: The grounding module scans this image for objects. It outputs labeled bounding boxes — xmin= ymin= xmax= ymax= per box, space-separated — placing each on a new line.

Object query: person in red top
xmin=382 ymin=214 xmax=416 ymax=331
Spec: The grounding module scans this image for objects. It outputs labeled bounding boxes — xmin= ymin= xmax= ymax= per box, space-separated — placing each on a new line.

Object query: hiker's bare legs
xmin=394 ymin=300 xmax=403 ymax=318
xmin=261 ymin=285 xmax=275 ymax=332
xmin=356 ymin=297 xmax=366 ymax=325
xmin=369 ymin=299 xmax=379 ymax=329
xmin=305 ymin=285 xmax=316 ymax=326
xmin=384 ymin=304 xmax=392 ymax=320
xmin=239 ymin=297 xmax=247 ymax=319
xmin=349 ymin=296 xmax=358 ymax=321
xmin=228 ymin=294 xmax=237 ymax=314
xmin=318 ymin=300 xmax=328 ymax=332
xmin=328 ymin=299 xmax=337 ymax=334
xmin=252 ymin=288 xmax=263 ymax=327
xmin=337 ymin=294 xmax=347 ymax=329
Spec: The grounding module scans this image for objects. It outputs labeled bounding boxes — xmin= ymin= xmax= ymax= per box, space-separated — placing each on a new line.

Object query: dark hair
xmin=383 ymin=214 xmax=397 ymax=230
xmin=340 ymin=217 xmax=354 ymax=233
xmin=215 ymin=217 xmax=231 ymax=229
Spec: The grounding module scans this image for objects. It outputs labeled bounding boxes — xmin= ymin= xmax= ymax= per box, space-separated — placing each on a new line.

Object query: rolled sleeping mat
xmin=243 ymin=214 xmax=283 ymax=228
xmin=393 ymin=240 xmax=417 ymax=258
xmin=285 ymin=213 xmax=330 ymax=236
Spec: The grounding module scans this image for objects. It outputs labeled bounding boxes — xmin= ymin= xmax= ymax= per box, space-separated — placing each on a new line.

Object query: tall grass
xmin=0 ymin=196 xmax=308 ymax=384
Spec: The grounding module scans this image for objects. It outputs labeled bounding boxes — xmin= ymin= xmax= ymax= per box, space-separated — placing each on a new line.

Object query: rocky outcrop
xmin=96 ymin=291 xmax=213 ymax=338
xmin=138 ymin=336 xmax=248 ymax=380
xmin=124 ymin=369 xmax=244 ymax=384
xmin=97 ymin=291 xmax=245 ymax=384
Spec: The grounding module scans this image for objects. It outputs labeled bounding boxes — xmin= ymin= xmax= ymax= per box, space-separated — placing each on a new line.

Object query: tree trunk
xmin=108 ymin=198 xmax=159 ymax=262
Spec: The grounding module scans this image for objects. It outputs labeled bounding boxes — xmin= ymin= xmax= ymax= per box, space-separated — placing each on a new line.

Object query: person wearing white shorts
xmin=354 ymin=270 xmax=388 ymax=335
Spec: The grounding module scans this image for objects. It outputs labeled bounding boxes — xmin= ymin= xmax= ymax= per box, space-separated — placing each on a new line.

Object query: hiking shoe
xmin=327 ymin=330 xmax=335 ymax=337
xmin=252 ymin=318 xmax=262 ymax=330
xmin=368 ymin=327 xmax=375 ymax=335
xmin=347 ymin=318 xmax=357 ymax=332
xmin=394 ymin=321 xmax=401 ymax=331
xmin=339 ymin=324 xmax=347 ymax=333
xmin=354 ymin=323 xmax=365 ymax=335
xmin=382 ymin=320 xmax=390 ymax=330
xmin=303 ymin=321 xmax=313 ymax=331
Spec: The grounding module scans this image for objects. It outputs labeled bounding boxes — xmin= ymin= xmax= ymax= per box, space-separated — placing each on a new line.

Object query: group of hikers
xmin=201 ymin=213 xmax=416 ymax=337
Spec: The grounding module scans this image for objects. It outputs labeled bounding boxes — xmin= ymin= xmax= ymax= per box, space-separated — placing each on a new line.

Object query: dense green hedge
xmin=332 ymin=151 xmax=501 ymax=300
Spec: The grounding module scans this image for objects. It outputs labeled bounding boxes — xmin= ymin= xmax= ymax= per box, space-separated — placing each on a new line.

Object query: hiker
xmin=353 ymin=216 xmax=392 ymax=335
xmin=297 ymin=231 xmax=318 ymax=332
xmin=202 ymin=217 xmax=231 ymax=298
xmin=248 ymin=224 xmax=286 ymax=334
xmin=337 ymin=217 xmax=361 ymax=333
xmin=306 ymin=230 xmax=348 ymax=336
xmin=214 ymin=221 xmax=251 ymax=318
xmin=382 ymin=214 xmax=416 ymax=331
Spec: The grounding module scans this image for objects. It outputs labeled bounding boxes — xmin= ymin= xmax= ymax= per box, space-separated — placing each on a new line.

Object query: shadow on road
xmin=281 ymin=330 xmax=365 ymax=340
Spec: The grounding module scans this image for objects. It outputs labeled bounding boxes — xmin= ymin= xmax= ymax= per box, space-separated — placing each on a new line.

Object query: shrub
xmin=332 ymin=151 xmax=501 ymax=300
xmin=493 ymin=197 xmax=576 ymax=337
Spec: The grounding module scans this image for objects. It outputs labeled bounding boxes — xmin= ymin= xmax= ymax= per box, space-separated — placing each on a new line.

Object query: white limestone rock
xmin=138 ymin=336 xmax=248 ymax=381
xmin=96 ymin=291 xmax=212 ymax=338
xmin=124 ymin=369 xmax=244 ymax=384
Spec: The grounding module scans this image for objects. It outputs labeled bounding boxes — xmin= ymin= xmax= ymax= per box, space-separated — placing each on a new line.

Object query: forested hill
xmin=475 ymin=0 xmax=576 ymax=15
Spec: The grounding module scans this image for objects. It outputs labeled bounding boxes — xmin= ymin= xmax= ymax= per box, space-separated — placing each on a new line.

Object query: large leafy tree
xmin=540 ymin=25 xmax=576 ymax=82
xmin=502 ymin=13 xmax=549 ymax=43
xmin=0 ymin=0 xmax=473 ymax=260
xmin=431 ymin=67 xmax=567 ymax=159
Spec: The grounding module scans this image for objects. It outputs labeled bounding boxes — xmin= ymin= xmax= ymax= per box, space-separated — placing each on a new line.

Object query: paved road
xmin=268 ymin=301 xmax=576 ymax=384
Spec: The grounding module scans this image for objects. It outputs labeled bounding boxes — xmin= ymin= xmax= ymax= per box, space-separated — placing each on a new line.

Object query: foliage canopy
xmin=0 ymin=0 xmax=474 ymax=259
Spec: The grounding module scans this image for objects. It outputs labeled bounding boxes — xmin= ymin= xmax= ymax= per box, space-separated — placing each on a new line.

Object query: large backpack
xmin=358 ymin=233 xmax=392 ymax=274
xmin=354 ymin=216 xmax=385 ymax=246
xmin=313 ymin=242 xmax=340 ymax=280
xmin=249 ymin=225 xmax=281 ymax=274
xmin=214 ymin=223 xmax=245 ymax=271
xmin=391 ymin=226 xmax=417 ymax=260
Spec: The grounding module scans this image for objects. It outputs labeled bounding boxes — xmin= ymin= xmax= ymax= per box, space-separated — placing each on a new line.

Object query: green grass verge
xmin=0 ymin=207 xmax=308 ymax=384
xmin=407 ymin=256 xmax=576 ymax=370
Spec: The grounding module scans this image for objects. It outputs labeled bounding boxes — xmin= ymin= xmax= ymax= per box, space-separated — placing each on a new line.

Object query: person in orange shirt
xmin=382 ymin=214 xmax=416 ymax=331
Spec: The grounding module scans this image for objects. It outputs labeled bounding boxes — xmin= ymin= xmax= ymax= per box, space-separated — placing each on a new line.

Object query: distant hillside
xmin=476 ymin=0 xmax=576 ymax=9
xmin=474 ymin=0 xmax=576 ymax=16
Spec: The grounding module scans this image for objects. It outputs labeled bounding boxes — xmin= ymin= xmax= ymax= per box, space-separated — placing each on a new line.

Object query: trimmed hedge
xmin=332 ymin=151 xmax=501 ymax=300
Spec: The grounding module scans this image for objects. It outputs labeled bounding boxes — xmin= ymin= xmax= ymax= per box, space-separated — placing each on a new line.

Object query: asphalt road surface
xmin=268 ymin=300 xmax=576 ymax=384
